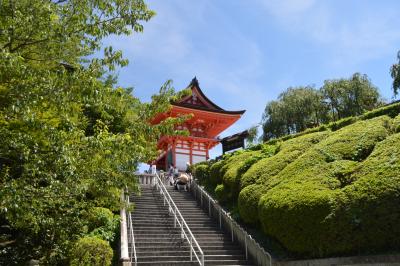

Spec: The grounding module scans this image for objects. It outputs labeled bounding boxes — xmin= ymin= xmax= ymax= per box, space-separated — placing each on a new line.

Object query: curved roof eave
xmin=172 ymin=102 xmax=246 ymax=115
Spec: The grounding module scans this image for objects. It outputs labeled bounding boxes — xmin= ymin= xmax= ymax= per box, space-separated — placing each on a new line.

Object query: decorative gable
xmin=175 ymin=77 xmax=223 ymax=111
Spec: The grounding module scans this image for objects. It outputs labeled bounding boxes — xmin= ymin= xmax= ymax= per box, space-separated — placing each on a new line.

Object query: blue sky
xmin=104 ymin=0 xmax=400 ymax=161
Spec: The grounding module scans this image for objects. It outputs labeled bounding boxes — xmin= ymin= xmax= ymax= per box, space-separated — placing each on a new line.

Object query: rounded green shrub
xmin=318 ymin=116 xmax=391 ymax=162
xmin=393 ymin=114 xmax=400 ymax=133
xmin=327 ymin=132 xmax=400 ymax=254
xmin=193 ymin=164 xmax=210 ymax=185
xmin=70 ymin=236 xmax=113 ymax=266
xmin=87 ymin=207 xmax=114 ymax=231
xmin=238 ymin=184 xmax=267 ymax=225
xmin=209 ymin=160 xmax=226 ymax=187
xmin=258 ymin=184 xmax=336 ymax=256
xmin=255 ymin=116 xmax=396 ymax=257
xmin=241 ymin=131 xmax=329 ymax=189
xmin=215 ymin=184 xmax=229 ymax=203
xmin=222 ymin=150 xmax=260 ymax=198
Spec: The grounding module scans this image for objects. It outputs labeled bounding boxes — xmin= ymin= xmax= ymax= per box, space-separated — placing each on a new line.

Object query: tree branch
xmin=9 ymin=38 xmax=50 ymax=53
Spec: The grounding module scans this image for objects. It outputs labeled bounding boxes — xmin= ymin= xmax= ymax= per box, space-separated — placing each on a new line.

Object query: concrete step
xmin=127 ymin=185 xmax=253 ymax=266
xmin=135 ymin=245 xmax=242 ymax=252
xmin=135 ymin=233 xmax=227 ymax=239
xmin=135 ymin=261 xmax=197 ymax=266
xmin=132 ymin=216 xmax=212 ymax=222
xmin=135 ymin=241 xmax=241 ymax=249
xmin=135 ymin=249 xmax=244 ymax=256
xmin=138 ymin=254 xmax=246 ymax=262
xmin=134 ymin=237 xmax=233 ymax=244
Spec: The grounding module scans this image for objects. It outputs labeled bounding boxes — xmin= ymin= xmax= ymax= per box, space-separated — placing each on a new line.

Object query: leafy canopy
xmin=0 ymin=0 xmax=184 ymax=264
xmin=262 ymin=73 xmax=382 ymax=140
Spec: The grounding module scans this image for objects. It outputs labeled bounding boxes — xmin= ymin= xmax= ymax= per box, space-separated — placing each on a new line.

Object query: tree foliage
xmin=391 ymin=51 xmax=400 ymax=97
xmin=322 ymin=73 xmax=381 ymax=120
xmin=262 ymin=73 xmax=382 ymax=140
xmin=0 ymin=0 xmax=183 ymax=264
xmin=262 ymin=86 xmax=328 ymax=140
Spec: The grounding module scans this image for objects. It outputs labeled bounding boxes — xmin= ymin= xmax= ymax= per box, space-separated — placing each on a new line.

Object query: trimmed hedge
xmin=238 ymin=131 xmax=329 ymax=226
xmin=241 ymin=131 xmax=329 ymax=189
xmin=238 ymin=184 xmax=268 ymax=225
xmin=193 ymin=104 xmax=400 ymax=258
xmin=361 ymin=102 xmax=400 ymax=119
xmin=193 ymin=163 xmax=210 ymax=185
xmin=221 ymin=150 xmax=261 ymax=199
xmin=209 ymin=160 xmax=226 ymax=187
xmin=327 ymin=116 xmax=358 ymax=131
xmin=237 ymin=144 xmax=276 ymax=180
xmin=257 ymin=116 xmax=394 ymax=256
xmin=70 ymin=236 xmax=113 ymax=266
xmin=215 ymin=184 xmax=230 ymax=203
xmin=261 ymin=101 xmax=400 ymax=148
xmin=330 ymin=132 xmax=400 ymax=254
xmin=394 ymin=114 xmax=400 ymax=133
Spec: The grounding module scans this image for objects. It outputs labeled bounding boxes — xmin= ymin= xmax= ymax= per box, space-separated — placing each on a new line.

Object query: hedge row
xmin=262 ymin=101 xmax=400 ymax=146
xmin=221 ymin=150 xmax=262 ymax=201
xmin=257 ymin=116 xmax=395 ymax=256
xmin=394 ymin=114 xmax=400 ymax=133
xmin=238 ymin=131 xmax=329 ymax=225
xmin=191 ymin=104 xmax=400 ymax=258
xmin=241 ymin=131 xmax=329 ymax=189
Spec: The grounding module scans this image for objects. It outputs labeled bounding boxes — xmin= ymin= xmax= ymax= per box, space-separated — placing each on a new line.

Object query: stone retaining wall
xmin=275 ymin=254 xmax=400 ymax=266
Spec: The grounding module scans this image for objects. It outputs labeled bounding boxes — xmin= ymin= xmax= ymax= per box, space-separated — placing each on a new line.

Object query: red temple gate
xmin=151 ymin=77 xmax=245 ymax=171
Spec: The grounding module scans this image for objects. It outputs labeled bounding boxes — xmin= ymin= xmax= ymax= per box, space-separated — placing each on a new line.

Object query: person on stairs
xmin=168 ymin=164 xmax=175 ymax=185
xmin=174 ymin=172 xmax=189 ymax=191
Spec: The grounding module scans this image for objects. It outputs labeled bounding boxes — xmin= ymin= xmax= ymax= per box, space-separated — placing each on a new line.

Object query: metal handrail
xmin=153 ymin=173 xmax=205 ymax=266
xmin=191 ymin=180 xmax=273 ymax=266
xmin=127 ymin=196 xmax=137 ymax=265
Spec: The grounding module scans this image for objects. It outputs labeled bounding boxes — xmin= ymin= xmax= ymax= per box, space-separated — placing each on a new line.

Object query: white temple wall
xmin=176 ymin=153 xmax=190 ymax=171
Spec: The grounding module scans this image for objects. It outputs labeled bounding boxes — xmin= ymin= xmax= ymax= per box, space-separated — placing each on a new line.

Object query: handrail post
xmin=181 ymin=216 xmax=184 ymax=239
xmin=231 ymin=219 xmax=234 ymax=242
xmin=219 ymin=208 xmax=222 ymax=229
xmin=174 ymin=209 xmax=177 ymax=227
xmin=120 ymin=190 xmax=130 ymax=266
xmin=208 ymin=196 xmax=211 ymax=217
xmin=245 ymin=235 xmax=248 ymax=260
xmin=190 ymin=236 xmax=193 ymax=261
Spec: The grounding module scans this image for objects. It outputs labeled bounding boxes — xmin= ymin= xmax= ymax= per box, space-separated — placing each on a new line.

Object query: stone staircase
xmin=129 ymin=185 xmax=253 ymax=266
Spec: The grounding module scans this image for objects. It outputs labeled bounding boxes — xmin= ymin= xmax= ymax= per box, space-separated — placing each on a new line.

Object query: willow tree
xmin=391 ymin=51 xmax=400 ymax=97
xmin=321 ymin=73 xmax=382 ymax=120
xmin=0 ymin=0 xmax=184 ymax=264
xmin=262 ymin=86 xmax=328 ymax=140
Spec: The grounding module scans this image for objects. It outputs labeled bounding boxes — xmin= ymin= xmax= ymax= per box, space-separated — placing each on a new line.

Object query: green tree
xmin=246 ymin=125 xmax=260 ymax=145
xmin=262 ymin=86 xmax=328 ymax=140
xmin=321 ymin=73 xmax=381 ymax=120
xmin=0 ymin=0 xmax=185 ymax=264
xmin=391 ymin=51 xmax=400 ymax=97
